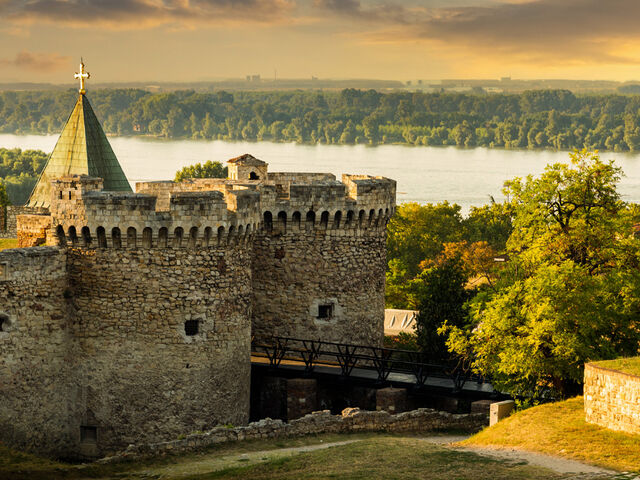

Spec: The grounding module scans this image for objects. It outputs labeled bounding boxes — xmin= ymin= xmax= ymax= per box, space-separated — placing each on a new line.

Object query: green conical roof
xmin=28 ymin=94 xmax=132 ymax=208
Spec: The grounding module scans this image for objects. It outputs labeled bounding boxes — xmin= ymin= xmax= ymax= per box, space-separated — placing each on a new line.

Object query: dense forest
xmin=3 ymin=89 xmax=640 ymax=151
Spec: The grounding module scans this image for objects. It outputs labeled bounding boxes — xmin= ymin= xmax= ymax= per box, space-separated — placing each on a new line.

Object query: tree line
xmin=4 ymin=88 xmax=640 ymax=151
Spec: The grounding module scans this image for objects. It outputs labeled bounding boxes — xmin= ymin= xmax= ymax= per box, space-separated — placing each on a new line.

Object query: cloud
xmin=0 ymin=51 xmax=71 ymax=72
xmin=0 ymin=0 xmax=296 ymax=29
xmin=313 ymin=0 xmax=640 ymax=66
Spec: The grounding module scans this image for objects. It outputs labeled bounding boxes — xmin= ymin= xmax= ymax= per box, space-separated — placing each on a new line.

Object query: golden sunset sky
xmin=0 ymin=0 xmax=638 ymax=83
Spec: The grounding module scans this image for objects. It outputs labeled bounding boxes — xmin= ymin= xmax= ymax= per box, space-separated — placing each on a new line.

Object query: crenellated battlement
xmin=50 ymin=175 xmax=261 ymax=249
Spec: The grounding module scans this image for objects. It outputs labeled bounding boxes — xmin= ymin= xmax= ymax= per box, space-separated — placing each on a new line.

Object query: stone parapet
xmin=99 ymin=407 xmax=488 ymax=463
xmin=584 ymin=362 xmax=640 ymax=435
xmin=50 ymin=175 xmax=261 ymax=249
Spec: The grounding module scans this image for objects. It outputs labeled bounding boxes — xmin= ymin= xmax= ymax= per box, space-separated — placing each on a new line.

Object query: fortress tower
xmin=0 ymin=64 xmax=396 ymax=459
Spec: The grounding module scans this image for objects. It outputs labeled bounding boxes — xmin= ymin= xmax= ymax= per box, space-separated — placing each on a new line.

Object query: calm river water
xmin=3 ymin=134 xmax=640 ymax=213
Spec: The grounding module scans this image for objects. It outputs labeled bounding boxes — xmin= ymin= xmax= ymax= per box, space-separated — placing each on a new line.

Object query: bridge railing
xmin=251 ymin=336 xmax=488 ymax=392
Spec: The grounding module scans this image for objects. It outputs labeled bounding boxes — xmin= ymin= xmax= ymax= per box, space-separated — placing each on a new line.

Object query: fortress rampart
xmin=1 ymin=155 xmax=395 ymax=458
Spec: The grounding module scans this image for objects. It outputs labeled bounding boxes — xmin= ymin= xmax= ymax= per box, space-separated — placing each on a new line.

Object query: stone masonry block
xmin=490 ymin=400 xmax=514 ymax=426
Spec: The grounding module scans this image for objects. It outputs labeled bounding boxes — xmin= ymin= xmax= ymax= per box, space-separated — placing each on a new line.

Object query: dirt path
xmin=419 ymin=435 xmax=628 ymax=478
xmin=130 ymin=439 xmax=362 ymax=478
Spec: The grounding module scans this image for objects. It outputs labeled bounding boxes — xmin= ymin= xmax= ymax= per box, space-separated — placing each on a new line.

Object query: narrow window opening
xmin=249 ymin=171 xmax=259 ymax=180
xmin=0 ymin=315 xmax=7 ymax=332
xmin=80 ymin=426 xmax=97 ymax=443
xmin=185 ymin=320 xmax=199 ymax=336
xmin=317 ymin=304 xmax=333 ymax=319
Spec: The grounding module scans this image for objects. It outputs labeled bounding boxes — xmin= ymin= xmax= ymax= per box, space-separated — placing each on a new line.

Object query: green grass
xmin=0 ymin=238 xmax=17 ymax=250
xmin=592 ymin=357 xmax=640 ymax=377
xmin=0 ymin=434 xmax=563 ymax=480
xmin=163 ymin=436 xmax=559 ymax=480
xmin=463 ymin=396 xmax=640 ymax=473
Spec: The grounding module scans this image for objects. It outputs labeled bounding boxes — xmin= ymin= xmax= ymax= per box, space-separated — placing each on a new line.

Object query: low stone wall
xmin=17 ymin=214 xmax=51 ymax=247
xmin=584 ymin=363 xmax=640 ymax=434
xmin=2 ymin=206 xmax=49 ymax=238
xmin=99 ymin=407 xmax=488 ymax=463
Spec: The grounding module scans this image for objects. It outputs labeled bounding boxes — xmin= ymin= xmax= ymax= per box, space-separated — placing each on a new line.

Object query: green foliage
xmin=444 ymin=150 xmax=640 ymax=398
xmin=385 ymin=202 xmax=511 ymax=308
xmin=174 ymin=160 xmax=228 ymax=181
xmin=409 ymin=254 xmax=472 ymax=362
xmin=4 ymin=88 xmax=640 ymax=151
xmin=0 ymin=148 xmax=47 ymax=205
xmin=0 ymin=181 xmax=9 ymax=207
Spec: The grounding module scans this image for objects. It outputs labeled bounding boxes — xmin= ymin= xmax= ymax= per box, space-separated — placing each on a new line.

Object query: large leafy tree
xmin=445 ymin=150 xmax=640 ymax=398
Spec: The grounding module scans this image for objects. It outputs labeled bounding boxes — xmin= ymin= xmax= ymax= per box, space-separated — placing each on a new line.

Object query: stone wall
xmin=65 ymin=244 xmax=254 ymax=456
xmin=1 ymin=206 xmax=49 ymax=238
xmin=100 ymin=407 xmax=489 ymax=462
xmin=0 ymin=247 xmax=74 ymax=456
xmin=252 ymin=225 xmax=387 ymax=346
xmin=16 ymin=214 xmax=51 ymax=247
xmin=584 ymin=363 xmax=640 ymax=435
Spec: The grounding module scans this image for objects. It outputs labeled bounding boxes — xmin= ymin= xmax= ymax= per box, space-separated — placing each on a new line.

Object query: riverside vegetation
xmin=4 ymin=88 xmax=640 ymax=151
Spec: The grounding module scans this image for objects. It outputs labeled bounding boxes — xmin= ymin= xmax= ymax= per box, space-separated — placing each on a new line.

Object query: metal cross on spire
xmin=74 ymin=58 xmax=90 ymax=95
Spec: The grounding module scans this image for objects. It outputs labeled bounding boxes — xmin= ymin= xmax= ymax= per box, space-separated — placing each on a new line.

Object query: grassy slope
xmin=0 ymin=239 xmax=17 ymax=250
xmin=0 ymin=435 xmax=561 ymax=480
xmin=463 ymin=397 xmax=640 ymax=473
xmin=592 ymin=357 xmax=640 ymax=377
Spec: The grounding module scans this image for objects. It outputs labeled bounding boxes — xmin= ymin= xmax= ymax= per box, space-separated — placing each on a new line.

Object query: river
xmin=3 ymin=134 xmax=640 ymax=213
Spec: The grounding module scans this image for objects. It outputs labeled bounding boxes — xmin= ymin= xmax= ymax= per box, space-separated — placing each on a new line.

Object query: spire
xmin=27 ymin=61 xmax=132 ymax=208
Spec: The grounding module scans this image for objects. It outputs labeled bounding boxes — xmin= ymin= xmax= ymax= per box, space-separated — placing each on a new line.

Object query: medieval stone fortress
xmin=0 ymin=62 xmax=396 ymax=458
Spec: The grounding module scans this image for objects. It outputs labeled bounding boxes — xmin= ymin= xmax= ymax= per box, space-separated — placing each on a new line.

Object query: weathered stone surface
xmin=584 ymin=363 xmax=640 ymax=435
xmin=1 ymin=206 xmax=49 ymax=239
xmin=16 ymin=214 xmax=51 ymax=247
xmin=99 ymin=407 xmax=488 ymax=463
xmin=2 ymin=163 xmax=396 ymax=459
xmin=0 ymin=247 xmax=72 ymax=456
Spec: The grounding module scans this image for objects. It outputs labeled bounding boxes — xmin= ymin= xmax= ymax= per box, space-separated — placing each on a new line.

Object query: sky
xmin=0 ymin=0 xmax=639 ymax=83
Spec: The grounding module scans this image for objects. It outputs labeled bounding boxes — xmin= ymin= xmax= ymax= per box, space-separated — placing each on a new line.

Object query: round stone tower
xmin=49 ymin=175 xmax=260 ymax=456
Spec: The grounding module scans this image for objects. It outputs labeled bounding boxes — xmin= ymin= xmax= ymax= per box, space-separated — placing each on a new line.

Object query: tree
xmin=174 ymin=161 xmax=228 ymax=182
xmin=444 ymin=150 xmax=640 ymax=399
xmin=386 ymin=202 xmax=465 ymax=307
xmin=409 ymin=246 xmax=472 ymax=362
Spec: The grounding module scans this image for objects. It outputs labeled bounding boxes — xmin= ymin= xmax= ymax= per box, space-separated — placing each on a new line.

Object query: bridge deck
xmin=251 ymin=355 xmax=495 ymax=395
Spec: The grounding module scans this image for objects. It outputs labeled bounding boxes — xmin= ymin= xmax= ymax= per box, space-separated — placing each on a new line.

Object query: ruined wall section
xmin=0 ymin=247 xmax=75 ymax=456
xmin=252 ymin=174 xmax=396 ymax=347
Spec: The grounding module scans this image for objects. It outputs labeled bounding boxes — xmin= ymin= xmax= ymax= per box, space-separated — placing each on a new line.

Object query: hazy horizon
xmin=1 ymin=1 xmax=640 ymax=84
